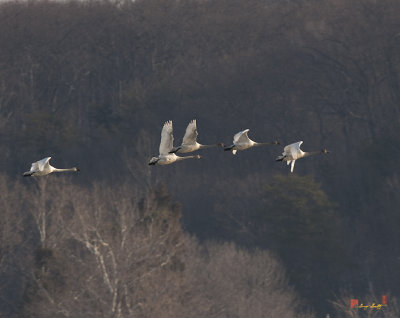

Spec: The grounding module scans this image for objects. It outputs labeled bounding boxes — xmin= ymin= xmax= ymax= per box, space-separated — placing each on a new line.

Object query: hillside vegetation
xmin=1 ymin=0 xmax=400 ymax=316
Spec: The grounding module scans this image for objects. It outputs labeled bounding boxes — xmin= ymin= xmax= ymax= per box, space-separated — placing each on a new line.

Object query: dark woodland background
xmin=1 ymin=0 xmax=400 ymax=317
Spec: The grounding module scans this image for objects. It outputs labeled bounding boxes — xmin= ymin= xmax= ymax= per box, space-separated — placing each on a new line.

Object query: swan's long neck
xmin=53 ymin=167 xmax=78 ymax=173
xmin=199 ymin=144 xmax=216 ymax=149
xmin=303 ymin=151 xmax=321 ymax=158
xmin=176 ymin=155 xmax=200 ymax=161
xmin=254 ymin=142 xmax=273 ymax=147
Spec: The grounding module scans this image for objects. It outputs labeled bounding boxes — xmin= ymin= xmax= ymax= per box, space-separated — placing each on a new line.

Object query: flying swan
xmin=23 ymin=157 xmax=79 ymax=176
xmin=223 ymin=129 xmax=279 ymax=154
xmin=169 ymin=119 xmax=221 ymax=153
xmin=149 ymin=120 xmax=201 ymax=165
xmin=276 ymin=141 xmax=329 ymax=172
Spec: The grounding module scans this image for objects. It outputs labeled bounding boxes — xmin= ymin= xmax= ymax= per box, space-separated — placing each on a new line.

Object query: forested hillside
xmin=1 ymin=0 xmax=400 ymax=316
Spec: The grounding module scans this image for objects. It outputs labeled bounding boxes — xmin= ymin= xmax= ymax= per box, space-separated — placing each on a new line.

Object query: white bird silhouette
xmin=169 ymin=119 xmax=221 ymax=153
xmin=149 ymin=120 xmax=201 ymax=165
xmin=276 ymin=141 xmax=329 ymax=172
xmin=223 ymin=129 xmax=279 ymax=154
xmin=23 ymin=157 xmax=79 ymax=177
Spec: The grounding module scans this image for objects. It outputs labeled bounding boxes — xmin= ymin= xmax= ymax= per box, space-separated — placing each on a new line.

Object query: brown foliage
xmin=0 ymin=174 xmax=311 ymax=317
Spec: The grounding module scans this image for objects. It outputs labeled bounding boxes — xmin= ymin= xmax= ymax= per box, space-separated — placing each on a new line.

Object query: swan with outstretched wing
xmin=23 ymin=157 xmax=79 ymax=177
xmin=169 ymin=119 xmax=221 ymax=153
xmin=276 ymin=141 xmax=329 ymax=172
xmin=223 ymin=129 xmax=279 ymax=155
xmin=149 ymin=121 xmax=201 ymax=165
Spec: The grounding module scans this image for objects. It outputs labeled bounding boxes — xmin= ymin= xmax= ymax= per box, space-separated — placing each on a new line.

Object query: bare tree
xmin=10 ymin=176 xmax=311 ymax=318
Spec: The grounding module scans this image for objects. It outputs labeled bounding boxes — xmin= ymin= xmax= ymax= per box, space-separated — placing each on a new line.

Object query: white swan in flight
xmin=23 ymin=157 xmax=79 ymax=176
xmin=223 ymin=129 xmax=279 ymax=154
xmin=149 ymin=120 xmax=201 ymax=165
xmin=169 ymin=119 xmax=221 ymax=153
xmin=276 ymin=141 xmax=329 ymax=172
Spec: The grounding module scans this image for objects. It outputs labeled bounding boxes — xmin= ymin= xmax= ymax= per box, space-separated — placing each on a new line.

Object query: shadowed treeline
xmin=1 ymin=0 xmax=400 ymax=316
xmin=0 ymin=175 xmax=311 ymax=317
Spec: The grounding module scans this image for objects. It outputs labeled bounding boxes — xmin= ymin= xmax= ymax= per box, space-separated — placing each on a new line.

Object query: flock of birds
xmin=23 ymin=119 xmax=329 ymax=177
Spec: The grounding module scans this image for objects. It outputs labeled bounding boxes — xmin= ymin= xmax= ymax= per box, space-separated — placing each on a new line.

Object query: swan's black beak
xmin=169 ymin=147 xmax=179 ymax=154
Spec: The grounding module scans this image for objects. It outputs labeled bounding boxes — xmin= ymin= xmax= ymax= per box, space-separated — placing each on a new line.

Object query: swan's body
xmin=23 ymin=157 xmax=79 ymax=177
xmin=169 ymin=119 xmax=219 ymax=153
xmin=149 ymin=120 xmax=201 ymax=165
xmin=276 ymin=141 xmax=329 ymax=172
xmin=224 ymin=129 xmax=279 ymax=155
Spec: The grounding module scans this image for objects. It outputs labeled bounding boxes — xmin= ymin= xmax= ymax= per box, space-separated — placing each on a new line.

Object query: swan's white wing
xmin=159 ymin=121 xmax=174 ymax=155
xmin=233 ymin=129 xmax=250 ymax=144
xmin=284 ymin=141 xmax=303 ymax=156
xmin=182 ymin=119 xmax=198 ymax=145
xmin=30 ymin=162 xmax=39 ymax=172
xmin=36 ymin=157 xmax=51 ymax=171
